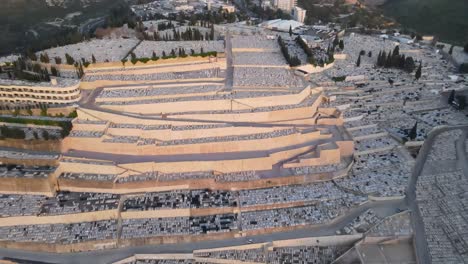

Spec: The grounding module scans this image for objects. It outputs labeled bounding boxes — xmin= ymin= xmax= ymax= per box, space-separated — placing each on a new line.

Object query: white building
xmin=293 ymin=6 xmax=306 ymax=23
xmin=274 ymin=0 xmax=296 ymax=12
xmin=260 ymin=19 xmax=303 ymax=32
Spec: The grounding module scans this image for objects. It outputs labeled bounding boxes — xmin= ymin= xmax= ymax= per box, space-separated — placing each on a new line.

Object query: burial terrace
xmin=38 ymin=39 xmax=140 ymax=63
xmin=416 ymin=128 xmax=468 ymax=264
xmin=133 ymin=41 xmax=224 ymax=58
xmin=0 ymin=32 xmax=443 ymax=253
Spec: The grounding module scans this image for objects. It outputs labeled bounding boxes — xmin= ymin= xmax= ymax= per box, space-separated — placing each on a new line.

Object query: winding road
xmin=0 ymin=199 xmax=404 ymax=264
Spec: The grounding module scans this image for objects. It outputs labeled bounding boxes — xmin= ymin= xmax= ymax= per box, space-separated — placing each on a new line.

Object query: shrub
xmin=138 ymin=58 xmax=150 ymax=63
xmin=332 ymin=76 xmax=346 ymax=82
xmin=460 ymin=63 xmax=468 ymax=73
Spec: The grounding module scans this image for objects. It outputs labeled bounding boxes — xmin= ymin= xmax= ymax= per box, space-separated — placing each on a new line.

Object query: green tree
xmin=210 ymin=24 xmax=215 ymax=40
xmin=65 ymin=53 xmax=75 ymax=65
xmin=356 ymin=55 xmax=361 ymax=67
xmin=448 ymin=90 xmax=455 ymax=104
xmin=392 ymin=45 xmax=400 ymax=57
xmin=339 ymin=40 xmax=344 ymax=50
xmin=385 ymin=52 xmax=392 ymax=68
xmin=460 ymin=63 xmax=468 ymax=73
xmin=449 ymin=45 xmax=454 ymax=55
xmin=27 ymin=49 xmax=37 ymax=61
xmin=456 ymin=95 xmax=466 ymax=110
xmin=404 ymin=57 xmax=416 ymax=73
xmin=289 ymin=25 xmax=293 ymax=37
xmin=92 ymin=55 xmax=97 ymax=64
xmin=42 ymin=130 xmax=49 ymax=141
xmin=415 ymin=63 xmax=422 ymax=80
xmin=40 ymin=54 xmax=46 ymax=63
xmin=40 ymin=106 xmax=48 ymax=116
xmin=151 ymin=51 xmax=158 ymax=61
xmin=333 ymin=37 xmax=339 ymax=49
xmin=409 ymin=122 xmax=417 ymax=141
xmin=50 ymin=66 xmax=59 ymax=77
xmin=377 ymin=51 xmax=383 ymax=66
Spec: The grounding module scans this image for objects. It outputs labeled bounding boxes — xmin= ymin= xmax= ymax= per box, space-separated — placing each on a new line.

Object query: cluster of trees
xmin=143 ymin=26 xmax=215 ymax=41
xmin=126 ymin=48 xmax=217 ymax=65
xmin=332 ymin=76 xmax=346 ymax=82
xmin=333 ymin=37 xmax=344 ymax=51
xmin=356 ymin=49 xmax=372 ymax=67
xmin=278 ymin=36 xmax=301 ymax=67
xmin=158 ymin=21 xmax=175 ymax=31
xmin=0 ymin=126 xmax=58 ymax=140
xmin=174 ymin=9 xmax=236 ymax=26
xmin=460 ymin=63 xmax=468 ymax=73
xmin=0 ymin=126 xmax=26 ymax=139
xmin=376 ymin=46 xmax=417 ymax=73
xmin=249 ymin=5 xmax=291 ymax=21
xmin=106 ymin=3 xmax=138 ymax=29
xmin=407 ymin=122 xmax=418 ymax=141
xmin=295 ymin=36 xmax=335 ymax=67
xmin=73 ymin=62 xmax=85 ymax=78
xmin=346 ymin=8 xmax=389 ymax=29
xmin=448 ymin=90 xmax=467 ymax=110
xmin=5 ymin=57 xmax=52 ymax=83
xmin=297 ymin=0 xmax=348 ymax=24
xmin=0 ymin=116 xmax=73 ymax=138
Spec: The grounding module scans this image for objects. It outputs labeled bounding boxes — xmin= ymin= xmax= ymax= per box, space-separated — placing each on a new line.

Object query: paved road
xmin=79 ymin=17 xmax=106 ymax=35
xmin=0 ymin=199 xmax=404 ymax=264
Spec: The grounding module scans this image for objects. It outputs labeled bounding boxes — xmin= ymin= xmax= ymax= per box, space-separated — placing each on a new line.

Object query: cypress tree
xmin=339 ymin=40 xmax=344 ymax=50
xmin=409 ymin=122 xmax=418 ymax=140
xmin=210 ymin=24 xmax=215 ymax=40
xmin=449 ymin=45 xmax=454 ymax=55
xmin=448 ymin=90 xmax=455 ymax=104
xmin=44 ymin=53 xmax=50 ymax=63
xmin=385 ymin=52 xmax=392 ymax=68
xmin=393 ymin=45 xmax=400 ymax=57
xmin=356 ymin=55 xmax=361 ymax=67
xmin=333 ymin=37 xmax=339 ymax=48
xmin=404 ymin=57 xmax=415 ymax=73
xmin=399 ymin=54 xmax=406 ymax=69
xmin=415 ymin=63 xmax=422 ymax=80
xmin=377 ymin=53 xmax=381 ymax=66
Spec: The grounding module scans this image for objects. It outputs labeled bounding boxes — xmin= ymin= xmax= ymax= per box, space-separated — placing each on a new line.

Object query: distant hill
xmin=0 ymin=0 xmax=127 ymax=55
xmin=382 ymin=0 xmax=468 ymax=44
